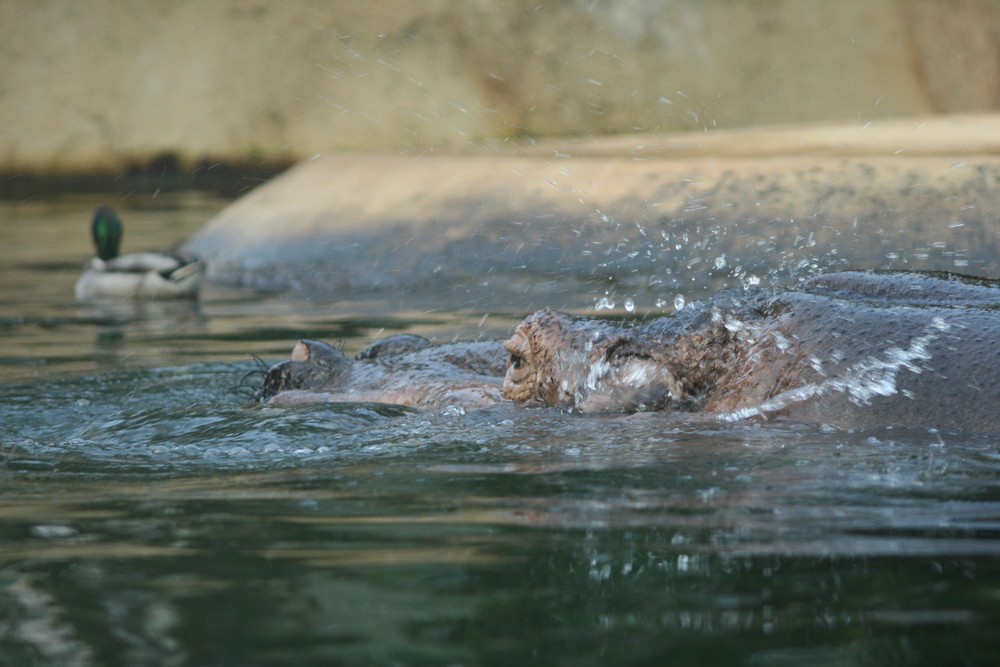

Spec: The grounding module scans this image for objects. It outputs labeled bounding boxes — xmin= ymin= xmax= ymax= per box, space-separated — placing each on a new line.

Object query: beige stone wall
xmin=3 ymin=0 xmax=1000 ymax=172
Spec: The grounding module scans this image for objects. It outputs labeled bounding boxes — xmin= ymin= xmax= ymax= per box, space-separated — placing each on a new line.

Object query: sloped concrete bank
xmin=186 ymin=116 xmax=1000 ymax=306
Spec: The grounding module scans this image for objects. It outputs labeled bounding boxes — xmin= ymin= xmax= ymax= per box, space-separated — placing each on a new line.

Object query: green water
xmin=1 ymin=195 xmax=998 ymax=666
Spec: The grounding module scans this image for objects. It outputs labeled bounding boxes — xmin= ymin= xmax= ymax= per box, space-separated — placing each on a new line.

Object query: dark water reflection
xmin=1 ymin=195 xmax=999 ymax=666
xmin=0 ymin=195 xmax=523 ymax=384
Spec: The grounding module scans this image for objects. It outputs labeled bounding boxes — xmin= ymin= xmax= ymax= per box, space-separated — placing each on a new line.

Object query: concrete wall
xmin=185 ymin=115 xmax=1000 ymax=301
xmin=3 ymin=0 xmax=1000 ymax=172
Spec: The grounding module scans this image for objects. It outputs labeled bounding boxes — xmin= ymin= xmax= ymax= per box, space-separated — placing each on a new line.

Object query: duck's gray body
xmin=75 ymin=205 xmax=205 ymax=301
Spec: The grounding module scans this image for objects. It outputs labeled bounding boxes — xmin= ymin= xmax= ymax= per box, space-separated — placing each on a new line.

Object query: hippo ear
xmin=292 ymin=339 xmax=347 ymax=365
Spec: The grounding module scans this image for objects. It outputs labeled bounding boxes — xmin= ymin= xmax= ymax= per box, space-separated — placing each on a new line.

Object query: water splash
xmin=719 ymin=317 xmax=951 ymax=422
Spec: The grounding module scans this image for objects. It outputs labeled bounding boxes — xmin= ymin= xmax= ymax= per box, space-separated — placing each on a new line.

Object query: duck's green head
xmin=91 ymin=205 xmax=123 ymax=261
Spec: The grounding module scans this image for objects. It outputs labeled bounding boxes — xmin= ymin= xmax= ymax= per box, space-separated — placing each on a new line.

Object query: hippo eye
xmin=509 ymin=353 xmax=523 ymax=370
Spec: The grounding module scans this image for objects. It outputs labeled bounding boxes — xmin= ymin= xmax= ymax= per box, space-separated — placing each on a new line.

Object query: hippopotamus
xmin=255 ymin=271 xmax=1000 ymax=433
xmin=254 ymin=334 xmax=507 ymax=410
xmin=504 ymin=271 xmax=1000 ymax=433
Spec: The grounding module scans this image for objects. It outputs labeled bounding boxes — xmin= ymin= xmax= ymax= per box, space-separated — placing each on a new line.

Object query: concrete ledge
xmin=186 ymin=116 xmax=1000 ymax=307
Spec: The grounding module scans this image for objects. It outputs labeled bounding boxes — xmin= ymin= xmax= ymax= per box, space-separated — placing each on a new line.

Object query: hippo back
xmin=711 ymin=272 xmax=1000 ymax=434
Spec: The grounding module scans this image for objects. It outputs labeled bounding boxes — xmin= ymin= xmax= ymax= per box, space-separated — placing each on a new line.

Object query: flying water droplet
xmin=624 ymin=298 xmax=635 ymax=313
xmin=673 ymin=295 xmax=686 ymax=311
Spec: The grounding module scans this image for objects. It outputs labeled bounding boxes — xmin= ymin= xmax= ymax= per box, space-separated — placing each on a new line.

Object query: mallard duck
xmin=74 ymin=205 xmax=205 ymax=300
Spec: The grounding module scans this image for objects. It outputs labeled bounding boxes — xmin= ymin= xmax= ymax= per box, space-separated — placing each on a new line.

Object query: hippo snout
xmin=256 ymin=339 xmax=352 ymax=402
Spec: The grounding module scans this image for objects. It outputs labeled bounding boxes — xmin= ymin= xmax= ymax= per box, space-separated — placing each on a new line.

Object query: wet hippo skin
xmin=257 ymin=271 xmax=999 ymax=433
xmin=503 ymin=271 xmax=1000 ymax=433
xmin=256 ymin=335 xmax=507 ymax=411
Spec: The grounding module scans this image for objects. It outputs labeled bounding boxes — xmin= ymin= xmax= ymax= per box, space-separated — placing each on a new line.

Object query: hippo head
xmin=256 ymin=339 xmax=352 ymax=402
xmin=502 ymin=310 xmax=685 ymax=412
xmin=502 ymin=310 xmax=580 ymax=406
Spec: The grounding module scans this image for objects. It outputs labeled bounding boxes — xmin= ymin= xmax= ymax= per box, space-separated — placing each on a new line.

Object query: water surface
xmin=1 ymin=195 xmax=998 ymax=666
